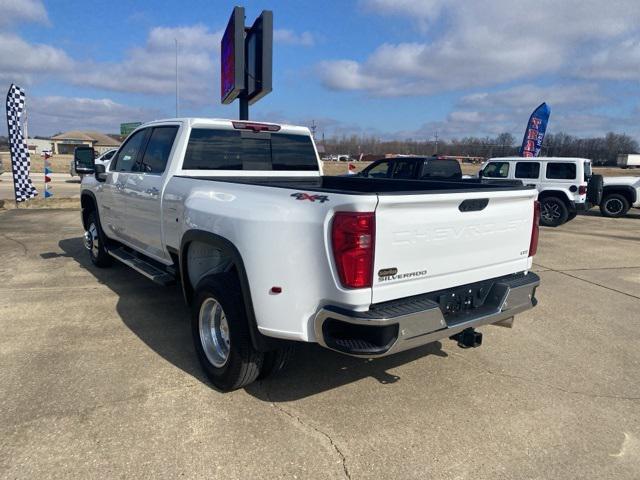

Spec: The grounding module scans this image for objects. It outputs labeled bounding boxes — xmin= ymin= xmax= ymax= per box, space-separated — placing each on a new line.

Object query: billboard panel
xmin=221 ymin=6 xmax=246 ymax=104
xmin=246 ymin=10 xmax=273 ymax=105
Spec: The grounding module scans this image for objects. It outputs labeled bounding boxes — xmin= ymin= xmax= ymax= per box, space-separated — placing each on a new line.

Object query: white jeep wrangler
xmin=480 ymin=157 xmax=603 ymax=227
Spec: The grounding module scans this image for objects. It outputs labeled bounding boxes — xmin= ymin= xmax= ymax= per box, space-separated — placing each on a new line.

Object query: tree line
xmin=2 ymin=131 xmax=638 ymax=165
xmin=322 ymin=132 xmax=639 ymax=165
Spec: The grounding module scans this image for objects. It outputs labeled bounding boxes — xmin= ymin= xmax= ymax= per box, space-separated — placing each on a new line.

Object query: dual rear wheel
xmin=192 ymin=273 xmax=294 ymax=391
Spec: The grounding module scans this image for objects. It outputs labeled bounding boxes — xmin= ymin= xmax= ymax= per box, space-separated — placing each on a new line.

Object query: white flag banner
xmin=5 ymin=84 xmax=38 ymax=202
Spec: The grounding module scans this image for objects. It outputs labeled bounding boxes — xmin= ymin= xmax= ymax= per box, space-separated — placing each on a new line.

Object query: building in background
xmin=51 ymin=131 xmax=121 ymax=155
xmin=26 ymin=138 xmax=54 ymax=155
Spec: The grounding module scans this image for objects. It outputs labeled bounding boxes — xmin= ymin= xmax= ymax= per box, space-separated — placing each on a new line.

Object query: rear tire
xmin=567 ymin=211 xmax=577 ymax=221
xmin=192 ymin=273 xmax=263 ymax=392
xmin=84 ymin=211 xmax=112 ymax=267
xmin=600 ymin=194 xmax=630 ymax=218
xmin=539 ymin=197 xmax=569 ymax=227
xmin=258 ymin=344 xmax=296 ymax=380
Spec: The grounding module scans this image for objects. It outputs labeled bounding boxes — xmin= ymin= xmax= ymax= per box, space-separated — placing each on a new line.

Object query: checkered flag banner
xmin=6 ymin=84 xmax=38 ymax=202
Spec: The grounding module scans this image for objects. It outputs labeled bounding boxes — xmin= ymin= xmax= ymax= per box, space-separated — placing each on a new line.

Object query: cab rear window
xmin=183 ymin=129 xmax=318 ymax=171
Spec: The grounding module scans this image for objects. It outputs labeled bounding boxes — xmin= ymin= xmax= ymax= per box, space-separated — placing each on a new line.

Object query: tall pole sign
xmin=221 ymin=7 xmax=273 ymax=120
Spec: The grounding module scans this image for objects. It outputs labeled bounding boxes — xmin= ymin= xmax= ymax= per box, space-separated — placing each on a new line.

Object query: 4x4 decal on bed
xmin=291 ymin=193 xmax=329 ymax=203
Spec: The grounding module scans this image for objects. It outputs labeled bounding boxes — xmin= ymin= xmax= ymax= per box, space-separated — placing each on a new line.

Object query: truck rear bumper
xmin=314 ymin=272 xmax=540 ymax=357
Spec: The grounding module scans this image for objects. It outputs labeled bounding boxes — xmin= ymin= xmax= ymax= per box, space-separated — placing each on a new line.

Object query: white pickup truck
xmin=76 ymin=118 xmax=541 ymax=391
xmin=600 ymin=176 xmax=640 ymax=217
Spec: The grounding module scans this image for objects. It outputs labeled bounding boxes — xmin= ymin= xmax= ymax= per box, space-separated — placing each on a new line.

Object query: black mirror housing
xmin=94 ymin=163 xmax=107 ymax=182
xmin=74 ymin=147 xmax=96 ymax=174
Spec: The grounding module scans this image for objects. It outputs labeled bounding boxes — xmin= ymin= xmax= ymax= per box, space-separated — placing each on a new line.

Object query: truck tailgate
xmin=372 ymin=189 xmax=537 ymax=303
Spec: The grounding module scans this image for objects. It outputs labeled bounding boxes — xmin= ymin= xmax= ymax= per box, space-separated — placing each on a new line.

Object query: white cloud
xmin=0 ymin=0 xmax=49 ymax=27
xmin=389 ymin=82 xmax=635 ymax=140
xmin=0 ymin=32 xmax=73 ymax=84
xmin=274 ymin=29 xmax=315 ymax=47
xmin=71 ymin=25 xmax=222 ymax=105
xmin=26 ymin=96 xmax=160 ymax=135
xmin=323 ymin=0 xmax=640 ymax=96
xmin=395 ymin=107 xmax=640 ymax=142
xmin=579 ymin=38 xmax=640 ymax=80
xmin=459 ymin=84 xmax=606 ymax=112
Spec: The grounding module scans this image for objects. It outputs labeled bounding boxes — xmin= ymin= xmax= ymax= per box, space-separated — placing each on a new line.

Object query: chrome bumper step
xmin=315 ymin=272 xmax=540 ymax=357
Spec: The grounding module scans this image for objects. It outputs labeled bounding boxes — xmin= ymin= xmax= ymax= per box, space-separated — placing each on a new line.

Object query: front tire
xmin=540 ymin=197 xmax=569 ymax=227
xmin=600 ymin=194 xmax=630 ymax=218
xmin=84 ymin=211 xmax=112 ymax=267
xmin=192 ymin=273 xmax=263 ymax=391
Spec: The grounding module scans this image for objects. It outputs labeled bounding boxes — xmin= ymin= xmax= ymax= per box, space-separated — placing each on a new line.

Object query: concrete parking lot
xmin=0 ymin=208 xmax=639 ymax=479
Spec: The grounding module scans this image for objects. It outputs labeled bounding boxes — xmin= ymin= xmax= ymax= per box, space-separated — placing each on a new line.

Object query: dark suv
xmin=358 ymin=156 xmax=462 ymax=180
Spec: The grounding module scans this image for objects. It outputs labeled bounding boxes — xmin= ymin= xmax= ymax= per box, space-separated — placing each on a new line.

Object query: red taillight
xmin=331 ymin=212 xmax=375 ymax=289
xmin=578 ymin=185 xmax=587 ymax=195
xmin=529 ymin=200 xmax=540 ymax=257
xmin=232 ymin=121 xmax=281 ymax=132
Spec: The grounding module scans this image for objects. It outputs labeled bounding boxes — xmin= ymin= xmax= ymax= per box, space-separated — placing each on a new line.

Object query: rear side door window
xmin=138 ymin=126 xmax=179 ymax=174
xmin=515 ymin=162 xmax=540 ymax=179
xmin=483 ymin=162 xmax=510 ymax=178
xmin=546 ymin=162 xmax=576 ymax=180
xmin=392 ymin=160 xmax=418 ymax=179
xmin=111 ymin=129 xmax=150 ymax=172
xmin=421 ymin=160 xmax=461 ymax=179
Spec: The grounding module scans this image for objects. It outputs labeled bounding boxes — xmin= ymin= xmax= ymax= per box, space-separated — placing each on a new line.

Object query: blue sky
xmin=1 ymin=0 xmax=639 ymax=140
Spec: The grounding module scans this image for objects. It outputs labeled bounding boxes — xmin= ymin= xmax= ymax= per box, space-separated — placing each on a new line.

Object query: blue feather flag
xmin=519 ymin=102 xmax=550 ymax=157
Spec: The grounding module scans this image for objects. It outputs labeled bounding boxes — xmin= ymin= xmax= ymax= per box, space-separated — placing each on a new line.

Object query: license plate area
xmin=437 ymin=284 xmax=491 ymax=316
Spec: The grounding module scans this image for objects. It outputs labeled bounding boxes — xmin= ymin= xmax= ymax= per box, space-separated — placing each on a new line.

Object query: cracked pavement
xmin=0 ymin=208 xmax=639 ymax=479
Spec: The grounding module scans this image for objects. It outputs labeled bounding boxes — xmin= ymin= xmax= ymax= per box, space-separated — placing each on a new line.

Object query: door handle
xmin=145 ymin=187 xmax=159 ymax=195
xmin=115 ymin=182 xmax=124 ymax=191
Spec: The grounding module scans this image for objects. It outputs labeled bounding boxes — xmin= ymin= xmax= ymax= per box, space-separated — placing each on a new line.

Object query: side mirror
xmin=477 ymin=169 xmax=483 ymax=178
xmin=94 ymin=163 xmax=107 ymax=182
xmin=74 ymin=147 xmax=96 ymax=174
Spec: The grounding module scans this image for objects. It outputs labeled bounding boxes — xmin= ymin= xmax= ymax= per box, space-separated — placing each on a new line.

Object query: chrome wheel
xmin=605 ymin=198 xmax=624 ymax=215
xmin=84 ymin=223 xmax=99 ymax=259
xmin=541 ymin=202 xmax=561 ymax=222
xmin=198 ymin=298 xmax=231 ymax=368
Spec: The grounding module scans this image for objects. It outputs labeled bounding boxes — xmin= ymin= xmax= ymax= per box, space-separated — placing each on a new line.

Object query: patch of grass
xmin=0 ymin=197 xmax=80 ymax=211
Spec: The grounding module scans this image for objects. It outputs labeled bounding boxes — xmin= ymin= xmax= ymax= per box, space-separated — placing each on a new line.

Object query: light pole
xmin=175 ymin=38 xmax=179 ymax=117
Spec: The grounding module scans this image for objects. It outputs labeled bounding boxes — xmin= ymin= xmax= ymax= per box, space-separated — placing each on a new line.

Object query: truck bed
xmin=176 ymin=175 xmax=531 ymax=195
